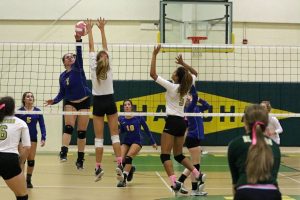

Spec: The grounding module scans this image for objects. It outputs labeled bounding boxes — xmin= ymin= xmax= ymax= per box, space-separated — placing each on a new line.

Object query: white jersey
xmin=156 ymin=74 xmax=196 ymax=117
xmin=89 ymin=51 xmax=114 ymax=95
xmin=267 ymin=116 xmax=283 ymax=144
xmin=0 ymin=116 xmax=31 ymax=154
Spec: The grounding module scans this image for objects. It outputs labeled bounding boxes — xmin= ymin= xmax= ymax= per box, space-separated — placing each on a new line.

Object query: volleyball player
xmin=16 ymin=92 xmax=46 ymax=188
xmin=260 ymin=101 xmax=283 ymax=144
xmin=150 ymin=45 xmax=206 ymax=194
xmin=116 ymin=99 xmax=157 ymax=187
xmin=177 ymin=85 xmax=210 ymax=196
xmin=45 ymin=33 xmax=91 ymax=170
xmin=0 ymin=96 xmax=31 ymax=200
xmin=86 ymin=18 xmax=123 ymax=182
xmin=228 ymin=104 xmax=282 ymax=200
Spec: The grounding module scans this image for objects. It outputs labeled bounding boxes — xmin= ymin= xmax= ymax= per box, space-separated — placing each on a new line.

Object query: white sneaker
xmin=198 ymin=182 xmax=205 ymax=192
xmin=202 ymin=150 xmax=208 ymax=155
xmin=116 ymin=166 xmax=124 ymax=181
xmin=191 ymin=190 xmax=208 ymax=196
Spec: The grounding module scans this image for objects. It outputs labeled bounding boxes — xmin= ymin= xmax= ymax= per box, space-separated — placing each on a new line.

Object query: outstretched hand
xmin=74 ymin=34 xmax=81 ymax=41
xmin=175 ymin=54 xmax=184 ymax=65
xmin=85 ymin=18 xmax=93 ymax=33
xmin=152 ymin=44 xmax=161 ymax=56
xmin=44 ymin=99 xmax=53 ymax=106
xmin=96 ymin=17 xmax=107 ymax=31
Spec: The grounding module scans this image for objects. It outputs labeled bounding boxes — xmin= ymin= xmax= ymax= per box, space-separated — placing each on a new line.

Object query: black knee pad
xmin=27 ymin=160 xmax=35 ymax=167
xmin=174 ymin=154 xmax=185 ymax=163
xmin=194 ymin=164 xmax=200 ymax=171
xmin=64 ymin=125 xmax=73 ymax=135
xmin=160 ymin=154 xmax=171 ymax=164
xmin=77 ymin=130 xmax=86 ymax=139
xmin=125 ymin=156 xmax=133 ymax=165
xmin=17 ymin=195 xmax=28 ymax=200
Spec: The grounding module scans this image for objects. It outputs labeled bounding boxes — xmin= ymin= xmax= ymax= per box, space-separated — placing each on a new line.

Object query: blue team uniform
xmin=118 ymin=116 xmax=156 ymax=146
xmin=16 ymin=107 xmax=46 ymax=142
xmin=53 ymin=42 xmax=91 ymax=104
xmin=185 ymin=85 xmax=211 ymax=140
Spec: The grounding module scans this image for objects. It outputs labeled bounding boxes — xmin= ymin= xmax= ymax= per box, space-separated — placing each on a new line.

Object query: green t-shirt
xmin=227 ymin=134 xmax=281 ymax=188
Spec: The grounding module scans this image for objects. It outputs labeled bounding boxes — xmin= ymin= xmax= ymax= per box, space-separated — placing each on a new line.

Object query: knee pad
xmin=77 ymin=131 xmax=86 ymax=139
xmin=17 ymin=195 xmax=28 ymax=200
xmin=160 ymin=154 xmax=170 ymax=164
xmin=27 ymin=160 xmax=35 ymax=167
xmin=95 ymin=138 xmax=104 ymax=148
xmin=111 ymin=135 xmax=120 ymax=144
xmin=64 ymin=125 xmax=73 ymax=135
xmin=174 ymin=154 xmax=186 ymax=163
xmin=194 ymin=164 xmax=200 ymax=171
xmin=125 ymin=156 xmax=133 ymax=165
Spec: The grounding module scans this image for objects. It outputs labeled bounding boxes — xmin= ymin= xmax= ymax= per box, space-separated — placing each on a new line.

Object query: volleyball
xmin=75 ymin=21 xmax=87 ymax=36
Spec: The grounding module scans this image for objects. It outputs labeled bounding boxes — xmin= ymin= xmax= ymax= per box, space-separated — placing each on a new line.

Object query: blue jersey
xmin=16 ymin=107 xmax=46 ymax=141
xmin=53 ymin=42 xmax=91 ymax=104
xmin=185 ymin=85 xmax=210 ymax=140
xmin=118 ymin=116 xmax=156 ymax=146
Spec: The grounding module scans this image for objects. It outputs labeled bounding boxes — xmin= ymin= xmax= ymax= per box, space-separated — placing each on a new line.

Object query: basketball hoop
xmin=187 ymin=36 xmax=208 ymax=44
xmin=187 ymin=36 xmax=208 ymax=57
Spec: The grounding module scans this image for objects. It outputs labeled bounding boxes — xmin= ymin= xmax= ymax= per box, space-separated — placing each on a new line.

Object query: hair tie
xmin=0 ymin=104 xmax=5 ymax=110
xmin=251 ymin=121 xmax=265 ymax=145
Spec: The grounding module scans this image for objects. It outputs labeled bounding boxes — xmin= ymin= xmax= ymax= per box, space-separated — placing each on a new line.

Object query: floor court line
xmin=155 ymin=171 xmax=173 ymax=193
xmin=279 ymin=172 xmax=300 ymax=184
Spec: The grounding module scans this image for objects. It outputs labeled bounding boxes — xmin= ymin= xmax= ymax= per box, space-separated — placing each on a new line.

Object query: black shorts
xmin=235 ymin=188 xmax=281 ymax=200
xmin=185 ymin=136 xmax=202 ymax=149
xmin=0 ymin=152 xmax=22 ymax=180
xmin=93 ymin=94 xmax=117 ymax=116
xmin=65 ymin=97 xmax=90 ymax=110
xmin=163 ymin=115 xmax=187 ymax=137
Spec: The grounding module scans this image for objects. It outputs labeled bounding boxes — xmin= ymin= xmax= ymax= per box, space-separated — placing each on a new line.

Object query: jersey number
xmin=26 ymin=117 xmax=32 ymax=124
xmin=0 ymin=125 xmax=8 ymax=140
xmin=126 ymin=125 xmax=135 ymax=132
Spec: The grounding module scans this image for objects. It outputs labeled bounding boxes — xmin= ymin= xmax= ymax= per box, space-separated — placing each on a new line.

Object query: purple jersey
xmin=16 ymin=107 xmax=46 ymax=141
xmin=185 ymin=85 xmax=210 ymax=140
xmin=118 ymin=116 xmax=156 ymax=146
xmin=53 ymin=42 xmax=91 ymax=104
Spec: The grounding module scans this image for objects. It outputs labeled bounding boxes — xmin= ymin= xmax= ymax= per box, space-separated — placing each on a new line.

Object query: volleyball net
xmin=1 ymin=42 xmax=300 ymax=119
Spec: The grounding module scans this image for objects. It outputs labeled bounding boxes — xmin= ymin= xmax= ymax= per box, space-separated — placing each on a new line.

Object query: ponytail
xmin=0 ymin=96 xmax=15 ymax=123
xmin=176 ymin=67 xmax=193 ymax=98
xmin=96 ymin=51 xmax=110 ymax=81
xmin=244 ymin=105 xmax=273 ymax=184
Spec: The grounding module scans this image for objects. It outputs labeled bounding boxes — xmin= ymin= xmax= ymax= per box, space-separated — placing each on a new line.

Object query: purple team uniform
xmin=53 ymin=42 xmax=91 ymax=104
xmin=118 ymin=116 xmax=156 ymax=146
xmin=16 ymin=107 xmax=46 ymax=142
xmin=185 ymin=85 xmax=211 ymax=141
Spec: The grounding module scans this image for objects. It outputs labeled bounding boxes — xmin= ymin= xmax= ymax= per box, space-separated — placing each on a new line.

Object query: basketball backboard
xmin=159 ymin=0 xmax=233 ymax=44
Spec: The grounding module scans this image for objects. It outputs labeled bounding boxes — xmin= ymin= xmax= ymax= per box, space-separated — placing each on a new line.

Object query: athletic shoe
xmin=116 ymin=165 xmax=124 ymax=181
xmin=171 ymin=181 xmax=184 ymax=194
xmin=126 ymin=165 xmax=136 ymax=182
xmin=59 ymin=151 xmax=67 ymax=162
xmin=26 ymin=181 xmax=33 ymax=189
xmin=94 ymin=167 xmax=104 ymax=182
xmin=117 ymin=180 xmax=126 ymax=187
xmin=196 ymin=173 xmax=206 ymax=184
xmin=75 ymin=159 xmax=84 ymax=170
xmin=202 ymin=150 xmax=208 ymax=155
xmin=191 ymin=190 xmax=208 ymax=196
xmin=179 ymin=184 xmax=188 ymax=194
xmin=198 ymin=182 xmax=206 ymax=192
